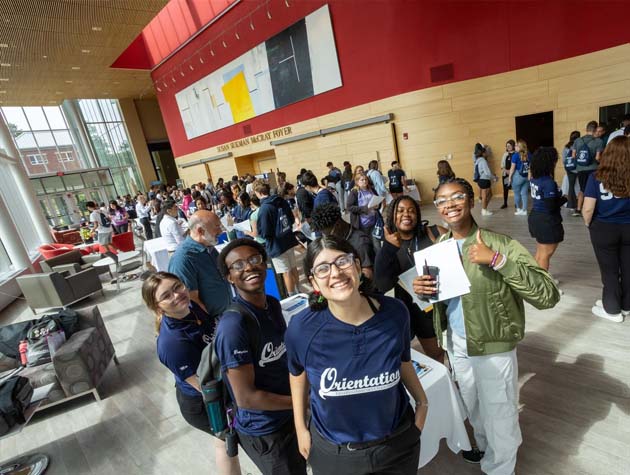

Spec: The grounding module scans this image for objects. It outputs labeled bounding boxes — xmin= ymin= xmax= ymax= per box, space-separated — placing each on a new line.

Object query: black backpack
xmin=196 ymin=303 xmax=260 ymax=438
xmin=576 ymin=137 xmax=594 ymax=167
xmin=0 ymin=375 xmax=33 ymax=435
xmin=99 ymin=212 xmax=112 ymax=228
xmin=275 ymin=204 xmax=292 ymax=238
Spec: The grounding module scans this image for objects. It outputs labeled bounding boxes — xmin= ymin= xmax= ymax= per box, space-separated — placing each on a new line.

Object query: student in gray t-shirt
xmin=571 ymin=121 xmax=604 ymax=216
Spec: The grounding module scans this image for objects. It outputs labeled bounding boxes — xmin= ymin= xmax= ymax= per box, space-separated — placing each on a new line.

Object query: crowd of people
xmin=133 ymin=118 xmax=630 ymax=475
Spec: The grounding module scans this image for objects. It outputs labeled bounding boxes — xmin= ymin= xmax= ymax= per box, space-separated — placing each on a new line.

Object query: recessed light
xmin=42 ymin=55 xmax=47 ymax=59
xmin=0 ymin=63 xmax=10 ymax=67
xmin=0 ymin=78 xmax=8 ymax=82
xmin=0 ymin=91 xmax=6 ymax=94
xmin=91 ymin=26 xmax=102 ymax=31
xmin=0 ymin=44 xmax=8 ymax=48
xmin=65 ymin=80 xmax=73 ymax=84
xmin=81 ymin=49 xmax=90 ymax=54
xmin=71 ymin=66 xmax=80 ymax=70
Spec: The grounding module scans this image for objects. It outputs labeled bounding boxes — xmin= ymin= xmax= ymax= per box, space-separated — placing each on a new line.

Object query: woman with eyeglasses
xmin=214 ymin=238 xmax=306 ymax=475
xmin=286 ymin=235 xmax=428 ymax=475
xmin=374 ymin=195 xmax=446 ymax=362
xmin=414 ymin=177 xmax=560 ymax=475
xmin=141 ymin=272 xmax=241 ymax=475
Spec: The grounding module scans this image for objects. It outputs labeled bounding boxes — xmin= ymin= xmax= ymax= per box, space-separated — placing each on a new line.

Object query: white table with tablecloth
xmin=410 ymin=349 xmax=471 ymax=468
xmin=143 ymin=237 xmax=171 ymax=272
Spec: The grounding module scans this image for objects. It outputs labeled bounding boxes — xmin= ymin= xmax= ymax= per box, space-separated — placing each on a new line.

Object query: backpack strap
xmin=225 ymin=302 xmax=261 ymax=359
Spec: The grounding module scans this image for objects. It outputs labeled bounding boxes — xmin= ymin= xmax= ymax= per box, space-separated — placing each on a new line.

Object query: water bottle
xmin=201 ymin=380 xmax=227 ymax=434
xmin=18 ymin=340 xmax=28 ymax=366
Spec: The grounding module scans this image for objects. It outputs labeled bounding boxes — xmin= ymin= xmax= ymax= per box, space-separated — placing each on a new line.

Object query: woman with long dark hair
xmin=583 ymin=136 xmax=630 ymax=322
xmin=142 ymin=272 xmax=241 ymax=475
xmin=374 ymin=195 xmax=446 ymax=361
xmin=109 ymin=200 xmax=129 ymax=234
xmin=500 ymin=140 xmax=515 ymax=209
xmin=414 ymin=177 xmax=559 ymax=475
xmin=286 ymin=235 xmax=428 ymax=474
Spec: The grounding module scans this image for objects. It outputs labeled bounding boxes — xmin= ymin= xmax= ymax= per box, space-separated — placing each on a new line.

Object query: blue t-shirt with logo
xmin=584 ymin=174 xmax=630 ymax=224
xmin=511 ymin=152 xmax=531 ymax=178
xmin=214 ymin=295 xmax=292 ymax=436
xmin=157 ymin=301 xmax=215 ymax=397
xmin=530 ymin=176 xmax=561 ymax=214
xmin=286 ymin=295 xmax=411 ymax=445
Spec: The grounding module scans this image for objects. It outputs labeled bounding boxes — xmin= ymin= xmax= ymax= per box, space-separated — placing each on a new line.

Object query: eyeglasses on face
xmin=157 ymin=281 xmax=186 ymax=304
xmin=228 ymin=254 xmax=265 ymax=272
xmin=311 ymin=253 xmax=355 ymax=279
xmin=433 ymin=192 xmax=467 ymax=209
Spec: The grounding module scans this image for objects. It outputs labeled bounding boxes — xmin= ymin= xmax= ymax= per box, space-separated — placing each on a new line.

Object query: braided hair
xmin=385 ymin=195 xmax=427 ymax=238
xmin=433 ymin=177 xmax=475 ymax=202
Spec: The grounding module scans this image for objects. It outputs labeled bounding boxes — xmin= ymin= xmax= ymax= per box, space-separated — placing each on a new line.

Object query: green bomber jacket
xmin=433 ymin=223 xmax=560 ymax=356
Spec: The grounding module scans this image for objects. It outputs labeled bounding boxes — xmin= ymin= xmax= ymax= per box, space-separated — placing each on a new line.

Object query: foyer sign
xmin=217 ymin=126 xmax=292 ymax=152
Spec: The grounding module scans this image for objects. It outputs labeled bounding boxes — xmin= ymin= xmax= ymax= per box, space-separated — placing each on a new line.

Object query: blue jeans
xmin=511 ymin=174 xmax=529 ymax=210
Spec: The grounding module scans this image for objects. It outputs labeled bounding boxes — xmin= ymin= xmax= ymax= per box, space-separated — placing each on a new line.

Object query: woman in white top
xmin=160 ymin=200 xmax=186 ymax=251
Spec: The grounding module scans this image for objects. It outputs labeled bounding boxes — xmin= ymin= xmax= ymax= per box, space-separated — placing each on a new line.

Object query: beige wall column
xmin=118 ymin=98 xmax=157 ymax=191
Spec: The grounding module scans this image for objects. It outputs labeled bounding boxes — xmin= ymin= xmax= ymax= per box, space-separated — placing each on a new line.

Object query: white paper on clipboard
xmin=367 ymin=195 xmax=385 ymax=209
xmin=413 ymin=239 xmax=471 ymax=303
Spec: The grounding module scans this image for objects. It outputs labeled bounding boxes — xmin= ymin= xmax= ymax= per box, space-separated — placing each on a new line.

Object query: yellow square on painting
xmin=221 ymin=71 xmax=255 ymax=123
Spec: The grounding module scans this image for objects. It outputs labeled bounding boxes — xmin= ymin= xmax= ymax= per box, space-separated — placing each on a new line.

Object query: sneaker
xmin=516 ymin=209 xmax=528 ymax=216
xmin=500 ymin=204 xmax=508 ymax=209
xmin=481 ymin=209 xmax=493 ymax=216
xmin=462 ymin=448 xmax=484 ymax=464
xmin=514 ymin=209 xmax=521 ymax=215
xmin=595 ymin=300 xmax=630 ymax=317
xmin=572 ymin=210 xmax=582 ymax=217
xmin=591 ymin=305 xmax=623 ymax=323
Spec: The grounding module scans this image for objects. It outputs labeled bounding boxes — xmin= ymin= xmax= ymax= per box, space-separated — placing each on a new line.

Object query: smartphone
xmin=421 ymin=264 xmax=439 ymax=300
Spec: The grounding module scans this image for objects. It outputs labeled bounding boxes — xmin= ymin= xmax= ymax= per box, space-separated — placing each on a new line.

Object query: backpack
xmin=576 ymin=137 xmax=593 ymax=167
xmin=196 ymin=303 xmax=260 ymax=439
xmin=0 ymin=376 xmax=33 ymax=435
xmin=26 ymin=316 xmax=64 ymax=367
xmin=99 ymin=212 xmax=111 ymax=228
xmin=372 ymin=211 xmax=385 ymax=241
xmin=275 ymin=204 xmax=292 ymax=238
xmin=564 ymin=149 xmax=577 ymax=171
xmin=473 ymin=162 xmax=480 ymax=182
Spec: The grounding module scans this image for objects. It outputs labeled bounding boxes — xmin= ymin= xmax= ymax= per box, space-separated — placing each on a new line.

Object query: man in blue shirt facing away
xmin=215 ymin=238 xmax=306 ymax=475
xmin=168 ymin=210 xmax=231 ymax=318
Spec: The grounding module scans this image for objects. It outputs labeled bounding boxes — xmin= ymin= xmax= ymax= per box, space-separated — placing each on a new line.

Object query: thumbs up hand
xmin=468 ymin=230 xmax=496 ymax=265
xmin=384 ymin=226 xmax=402 ymax=248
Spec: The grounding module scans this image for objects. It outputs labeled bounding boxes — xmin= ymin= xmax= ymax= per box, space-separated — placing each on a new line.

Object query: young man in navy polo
xmin=215 ymin=239 xmax=306 ymax=475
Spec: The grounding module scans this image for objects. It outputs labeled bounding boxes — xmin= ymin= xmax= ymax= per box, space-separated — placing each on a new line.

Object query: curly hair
xmin=385 ymin=195 xmax=424 ymax=236
xmin=217 ymin=238 xmax=267 ymax=278
xmin=595 ymin=136 xmax=630 ymax=198
xmin=433 ymin=177 xmax=475 ymax=202
xmin=310 ymin=202 xmax=341 ymax=232
xmin=529 ymin=147 xmax=559 ymax=179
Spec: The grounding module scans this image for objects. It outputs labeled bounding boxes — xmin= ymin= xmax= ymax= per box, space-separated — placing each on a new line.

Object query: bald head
xmin=189 ymin=210 xmax=223 ymax=245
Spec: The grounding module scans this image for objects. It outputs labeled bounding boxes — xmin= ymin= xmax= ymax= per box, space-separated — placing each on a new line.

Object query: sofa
xmin=16 ymin=269 xmax=103 ymax=314
xmin=51 ymin=227 xmax=82 ymax=245
xmin=40 ymin=249 xmax=110 ymax=278
xmin=0 ymin=305 xmax=118 ymax=408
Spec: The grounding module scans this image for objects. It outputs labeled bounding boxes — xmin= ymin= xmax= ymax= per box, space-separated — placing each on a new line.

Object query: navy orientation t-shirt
xmin=157 ymin=301 xmax=215 ymax=397
xmin=530 ymin=176 xmax=561 ymax=214
xmin=388 ymin=169 xmax=406 ymax=190
xmin=286 ymin=295 xmax=411 ymax=445
xmin=215 ymin=295 xmax=292 ymax=436
xmin=584 ymin=174 xmax=630 ymax=224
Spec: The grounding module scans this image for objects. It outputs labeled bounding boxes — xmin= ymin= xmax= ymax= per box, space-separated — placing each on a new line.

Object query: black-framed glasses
xmin=228 ymin=254 xmax=265 ymax=272
xmin=311 ymin=253 xmax=355 ymax=279
xmin=157 ymin=282 xmax=186 ymax=304
xmin=434 ymin=192 xmax=467 ymax=209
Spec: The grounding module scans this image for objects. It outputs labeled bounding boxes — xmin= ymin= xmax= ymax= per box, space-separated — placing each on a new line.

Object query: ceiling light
xmin=0 ymin=44 xmax=8 ymax=48
xmin=0 ymin=78 xmax=8 ymax=82
xmin=156 ymin=87 xmax=162 ymax=93
xmin=42 ymin=55 xmax=47 ymax=59
xmin=189 ymin=64 xmax=194 ymax=71
xmin=235 ymin=32 xmax=240 ymax=40
xmin=199 ymin=57 xmax=204 ymax=64
xmin=48 ymin=101 xmax=56 ymax=104
xmin=71 ymin=66 xmax=80 ymax=70
xmin=91 ymin=26 xmax=102 ymax=31
xmin=103 ymin=92 xmax=109 ymax=95
xmin=222 ymin=40 xmax=227 ymax=48
xmin=65 ymin=80 xmax=73 ymax=84
xmin=249 ymin=20 xmax=255 ymax=30
xmin=81 ymin=49 xmax=90 ymax=54
xmin=0 ymin=91 xmax=6 ymax=94
xmin=55 ymin=91 xmax=62 ymax=94
xmin=113 ymin=81 xmax=120 ymax=85
xmin=0 ymin=63 xmax=10 ymax=67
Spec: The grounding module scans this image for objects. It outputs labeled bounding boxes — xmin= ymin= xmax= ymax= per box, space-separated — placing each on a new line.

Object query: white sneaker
xmin=481 ymin=209 xmax=493 ymax=216
xmin=514 ymin=209 xmax=521 ymax=215
xmin=591 ymin=305 xmax=623 ymax=323
xmin=518 ymin=209 xmax=528 ymax=216
xmin=595 ymin=299 xmax=630 ymax=317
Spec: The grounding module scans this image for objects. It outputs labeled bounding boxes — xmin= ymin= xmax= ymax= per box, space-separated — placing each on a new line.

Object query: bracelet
xmin=492 ymin=253 xmax=507 ymax=271
xmin=489 ymin=250 xmax=500 ymax=268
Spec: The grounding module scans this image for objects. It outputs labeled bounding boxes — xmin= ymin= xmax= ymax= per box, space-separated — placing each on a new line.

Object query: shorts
xmin=175 ymin=387 xmax=213 ymax=435
xmin=410 ymin=307 xmax=436 ymax=339
xmin=271 ymin=247 xmax=297 ymax=273
xmin=477 ymin=179 xmax=491 ymax=190
xmin=237 ymin=419 xmax=306 ymax=475
xmin=389 ymin=186 xmax=403 ymax=194
xmin=97 ymin=231 xmax=112 ymax=245
xmin=528 ymin=210 xmax=564 ymax=244
xmin=577 ymin=170 xmax=594 ymax=191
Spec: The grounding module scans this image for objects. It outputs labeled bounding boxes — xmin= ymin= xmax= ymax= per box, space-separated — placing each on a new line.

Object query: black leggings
xmin=502 ymin=181 xmax=510 ymax=206
xmin=589 ymin=220 xmax=630 ymax=314
xmin=140 ymin=216 xmax=153 ymax=240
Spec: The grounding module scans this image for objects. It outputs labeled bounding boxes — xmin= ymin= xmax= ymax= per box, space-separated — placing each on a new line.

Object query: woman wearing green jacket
xmin=414 ymin=177 xmax=560 ymax=475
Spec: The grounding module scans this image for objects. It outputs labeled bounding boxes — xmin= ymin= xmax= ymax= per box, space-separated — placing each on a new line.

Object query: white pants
xmin=448 ymin=332 xmax=522 ymax=475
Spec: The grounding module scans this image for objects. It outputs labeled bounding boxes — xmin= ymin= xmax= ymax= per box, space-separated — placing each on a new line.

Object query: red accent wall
xmin=152 ymin=0 xmax=630 ymax=158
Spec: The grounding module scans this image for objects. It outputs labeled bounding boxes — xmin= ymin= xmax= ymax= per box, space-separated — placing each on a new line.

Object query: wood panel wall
xmin=175 ymin=44 xmax=630 ymax=201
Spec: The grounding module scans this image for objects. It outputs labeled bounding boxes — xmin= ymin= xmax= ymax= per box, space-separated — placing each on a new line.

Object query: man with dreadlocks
xmin=310 ymin=202 xmax=375 ymax=279
xmin=374 ymin=195 xmax=447 ymax=362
